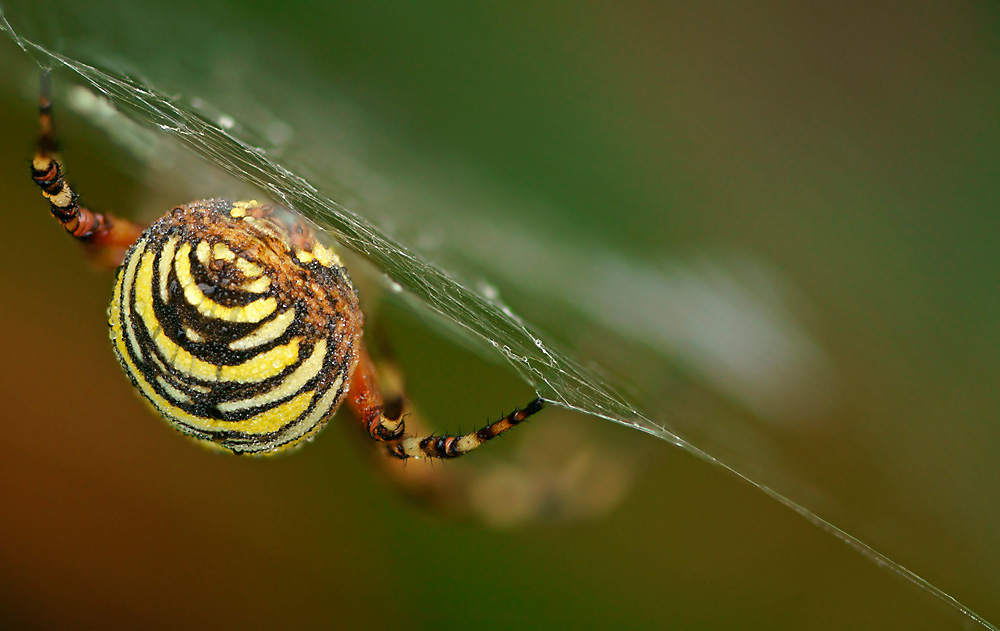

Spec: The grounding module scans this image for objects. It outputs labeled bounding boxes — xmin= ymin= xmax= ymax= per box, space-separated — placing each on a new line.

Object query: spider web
xmin=2 ymin=9 xmax=996 ymax=630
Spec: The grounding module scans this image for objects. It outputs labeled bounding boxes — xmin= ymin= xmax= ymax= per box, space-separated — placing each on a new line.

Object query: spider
xmin=30 ymin=72 xmax=543 ymax=460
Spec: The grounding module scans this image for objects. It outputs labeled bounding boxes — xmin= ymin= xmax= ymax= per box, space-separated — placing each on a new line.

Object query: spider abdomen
xmin=108 ymin=199 xmax=362 ymax=454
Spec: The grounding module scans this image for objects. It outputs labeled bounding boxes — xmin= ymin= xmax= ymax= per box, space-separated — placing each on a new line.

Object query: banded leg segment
xmin=32 ymin=71 xmax=144 ymax=257
xmin=388 ymin=398 xmax=544 ymax=460
xmin=346 ymin=342 xmax=544 ymax=460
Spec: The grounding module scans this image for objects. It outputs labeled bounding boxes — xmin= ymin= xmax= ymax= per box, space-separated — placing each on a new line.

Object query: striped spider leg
xmin=31 ymin=70 xmax=145 ymax=265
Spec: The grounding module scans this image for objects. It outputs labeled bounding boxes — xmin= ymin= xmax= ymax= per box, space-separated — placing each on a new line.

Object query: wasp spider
xmin=30 ymin=72 xmax=543 ymax=459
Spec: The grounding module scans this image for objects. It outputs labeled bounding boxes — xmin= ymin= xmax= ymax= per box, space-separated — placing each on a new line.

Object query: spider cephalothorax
xmin=32 ymin=72 xmax=542 ymax=459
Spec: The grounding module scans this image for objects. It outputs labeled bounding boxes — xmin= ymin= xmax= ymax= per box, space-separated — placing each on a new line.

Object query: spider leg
xmin=347 ymin=342 xmax=407 ymax=442
xmin=346 ymin=342 xmax=544 ymax=460
xmin=347 ymin=342 xmax=636 ymax=526
xmin=388 ymin=399 xmax=543 ymax=459
xmin=31 ymin=71 xmax=144 ymax=267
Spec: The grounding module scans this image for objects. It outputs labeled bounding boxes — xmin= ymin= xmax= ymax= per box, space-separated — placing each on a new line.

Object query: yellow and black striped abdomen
xmin=108 ymin=199 xmax=362 ymax=454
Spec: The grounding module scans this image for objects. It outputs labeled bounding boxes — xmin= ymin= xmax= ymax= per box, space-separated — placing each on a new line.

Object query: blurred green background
xmin=1 ymin=1 xmax=999 ymax=629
